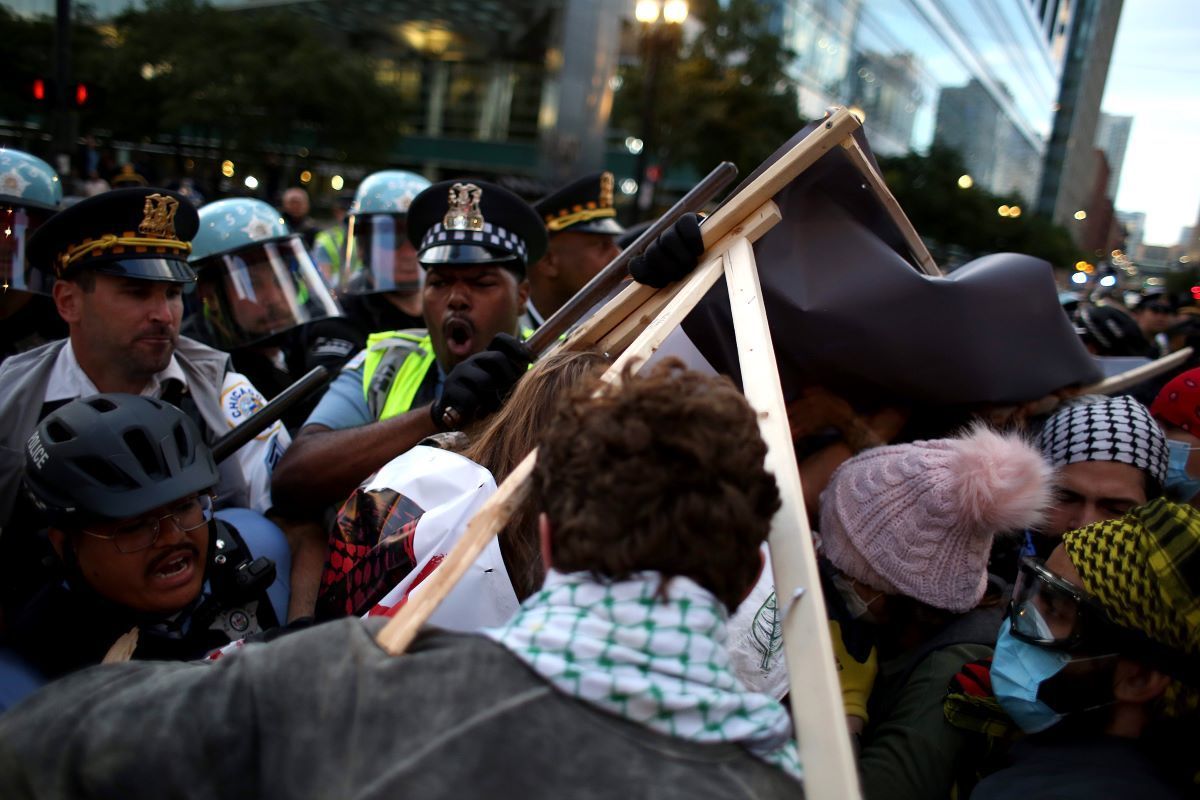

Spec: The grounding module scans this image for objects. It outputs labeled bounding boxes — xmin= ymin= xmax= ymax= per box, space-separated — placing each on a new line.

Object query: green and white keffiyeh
xmin=484 ymin=569 xmax=804 ymax=782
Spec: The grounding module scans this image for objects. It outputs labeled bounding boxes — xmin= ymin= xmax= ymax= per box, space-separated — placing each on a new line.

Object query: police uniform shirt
xmin=301 ymin=348 xmax=443 ymax=432
xmin=43 ymin=340 xmax=286 ymax=514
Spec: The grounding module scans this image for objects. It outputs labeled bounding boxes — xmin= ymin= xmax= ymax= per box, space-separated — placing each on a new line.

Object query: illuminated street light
xmin=957 ymin=174 xmax=973 ymax=189
xmin=243 ymin=175 xmax=258 ymax=190
xmin=1074 ymin=261 xmax=1088 ymax=271
xmin=1008 ymin=205 xmax=1021 ymax=218
xmin=221 ymin=160 xmax=235 ymax=178
xmin=625 ymin=136 xmax=644 ymax=155
xmin=998 ymin=205 xmax=1010 ymax=217
xmin=331 ymin=175 xmax=345 ymax=191
xmin=299 ymin=170 xmax=313 ymax=184
xmin=1071 ymin=272 xmax=1088 ymax=285
xmin=620 ymin=178 xmax=639 ymax=195
xmin=1099 ymin=275 xmax=1116 ymax=287
xmin=663 ymin=0 xmax=689 ymax=24
xmin=635 ymin=0 xmax=659 ymax=23
xmin=1074 ymin=210 xmax=1087 ymax=221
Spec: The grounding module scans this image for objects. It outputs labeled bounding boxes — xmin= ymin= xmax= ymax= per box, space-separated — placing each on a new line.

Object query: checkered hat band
xmin=1037 ymin=396 xmax=1168 ymax=487
xmin=419 ymin=222 xmax=527 ymax=260
xmin=1063 ymin=498 xmax=1200 ymax=717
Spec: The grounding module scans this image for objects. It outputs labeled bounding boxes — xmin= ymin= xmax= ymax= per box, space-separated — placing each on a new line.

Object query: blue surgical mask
xmin=1165 ymin=440 xmax=1200 ymax=503
xmin=991 ymin=624 xmax=1071 ymax=733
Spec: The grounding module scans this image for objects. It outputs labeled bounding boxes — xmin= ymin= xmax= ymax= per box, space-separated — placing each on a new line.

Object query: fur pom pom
xmin=946 ymin=422 xmax=1054 ymax=535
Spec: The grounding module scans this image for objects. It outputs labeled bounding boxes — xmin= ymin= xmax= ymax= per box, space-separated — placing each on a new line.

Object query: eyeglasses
xmin=82 ymin=494 xmax=215 ymax=553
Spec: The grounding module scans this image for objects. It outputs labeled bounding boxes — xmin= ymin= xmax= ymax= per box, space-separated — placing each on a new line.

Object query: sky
xmin=1102 ymin=0 xmax=1200 ymax=246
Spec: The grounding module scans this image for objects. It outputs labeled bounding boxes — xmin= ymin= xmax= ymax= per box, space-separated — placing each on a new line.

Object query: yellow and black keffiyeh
xmin=1063 ymin=498 xmax=1200 ymax=718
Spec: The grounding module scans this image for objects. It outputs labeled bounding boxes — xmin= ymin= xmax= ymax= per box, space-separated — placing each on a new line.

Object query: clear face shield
xmin=341 ymin=213 xmax=423 ymax=296
xmin=188 ymin=235 xmax=342 ymax=350
xmin=1 ymin=203 xmax=55 ymax=295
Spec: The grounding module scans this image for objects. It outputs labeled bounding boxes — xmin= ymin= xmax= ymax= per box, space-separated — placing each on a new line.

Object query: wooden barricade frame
xmin=376 ymin=106 xmax=938 ymax=800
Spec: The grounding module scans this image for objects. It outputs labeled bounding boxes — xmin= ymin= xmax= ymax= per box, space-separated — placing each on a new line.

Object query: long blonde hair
xmin=460 ymin=349 xmax=609 ymax=598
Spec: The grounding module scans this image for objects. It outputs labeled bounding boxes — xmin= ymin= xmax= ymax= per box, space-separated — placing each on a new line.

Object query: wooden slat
xmin=723 ymin=236 xmax=862 ymax=798
xmin=839 ymin=137 xmax=940 ymax=277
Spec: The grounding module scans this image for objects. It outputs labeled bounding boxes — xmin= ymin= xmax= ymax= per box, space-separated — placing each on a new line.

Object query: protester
xmin=0 ymin=188 xmax=293 ymax=625
xmin=0 ymin=363 xmax=803 ymax=800
xmin=316 ymin=349 xmax=608 ymax=626
xmin=1150 ymin=367 xmax=1200 ymax=509
xmin=525 ymin=171 xmax=624 ymax=328
xmin=973 ymin=499 xmax=1200 ymax=799
xmin=1032 ymin=395 xmax=1168 ymax=557
xmin=0 ymin=395 xmax=279 ymax=710
xmin=815 ymin=425 xmax=1053 ymax=799
xmin=271 ymin=179 xmax=703 ymax=513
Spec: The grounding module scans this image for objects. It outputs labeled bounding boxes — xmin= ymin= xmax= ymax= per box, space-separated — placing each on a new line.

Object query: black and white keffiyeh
xmin=1038 ymin=395 xmax=1168 ymax=486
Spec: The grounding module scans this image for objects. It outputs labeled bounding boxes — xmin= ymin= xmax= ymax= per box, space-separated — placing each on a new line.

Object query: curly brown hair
xmin=533 ymin=359 xmax=781 ymax=611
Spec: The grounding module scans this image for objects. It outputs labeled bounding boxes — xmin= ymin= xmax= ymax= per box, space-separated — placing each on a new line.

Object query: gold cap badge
xmin=138 ymin=193 xmax=181 ymax=240
xmin=444 ymin=183 xmax=485 ymax=232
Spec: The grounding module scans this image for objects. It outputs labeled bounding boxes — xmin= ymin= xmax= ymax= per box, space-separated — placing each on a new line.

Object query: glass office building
xmin=767 ymin=0 xmax=1070 ymax=203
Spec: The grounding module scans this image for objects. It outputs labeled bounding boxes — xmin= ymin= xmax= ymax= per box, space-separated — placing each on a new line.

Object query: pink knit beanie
xmin=817 ymin=423 xmax=1054 ymax=613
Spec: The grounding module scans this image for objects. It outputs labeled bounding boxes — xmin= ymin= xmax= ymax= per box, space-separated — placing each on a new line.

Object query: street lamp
xmin=634 ymin=0 xmax=687 ymax=220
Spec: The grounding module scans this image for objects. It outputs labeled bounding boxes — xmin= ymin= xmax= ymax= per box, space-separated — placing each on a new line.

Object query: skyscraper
xmin=1095 ymin=112 xmax=1133 ymax=201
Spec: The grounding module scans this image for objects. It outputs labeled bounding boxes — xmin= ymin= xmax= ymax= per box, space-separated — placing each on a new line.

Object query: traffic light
xmin=74 ymin=83 xmax=88 ymax=106
xmin=32 ymin=78 xmax=47 ymax=101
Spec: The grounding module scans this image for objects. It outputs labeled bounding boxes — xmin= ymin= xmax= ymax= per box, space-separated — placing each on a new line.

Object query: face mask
xmin=991 ymin=624 xmax=1071 ymax=733
xmin=830 ymin=571 xmax=881 ymax=624
xmin=1165 ymin=440 xmax=1200 ymax=503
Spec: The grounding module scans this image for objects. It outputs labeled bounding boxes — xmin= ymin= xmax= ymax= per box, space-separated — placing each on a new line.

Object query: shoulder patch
xmin=220 ymin=374 xmax=279 ymax=440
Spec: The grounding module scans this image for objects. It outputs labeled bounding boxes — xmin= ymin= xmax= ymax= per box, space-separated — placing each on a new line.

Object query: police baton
xmin=210 ymin=365 xmax=330 ymax=464
xmin=524 ymin=161 xmax=738 ymax=355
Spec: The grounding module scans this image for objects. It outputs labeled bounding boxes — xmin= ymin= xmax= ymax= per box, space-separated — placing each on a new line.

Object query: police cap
xmin=28 ymin=187 xmax=198 ymax=283
xmin=406 ymin=179 xmax=546 ymax=276
xmin=534 ymin=171 xmax=624 ymax=236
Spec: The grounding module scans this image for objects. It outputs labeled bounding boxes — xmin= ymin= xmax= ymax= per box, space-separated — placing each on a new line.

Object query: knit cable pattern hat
xmin=1063 ymin=498 xmax=1200 ymax=719
xmin=1038 ymin=395 xmax=1168 ymax=488
xmin=818 ymin=423 xmax=1054 ymax=613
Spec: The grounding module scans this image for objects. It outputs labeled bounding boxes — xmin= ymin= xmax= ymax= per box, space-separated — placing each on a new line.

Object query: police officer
xmin=0 ymin=187 xmax=292 ymax=623
xmin=311 ymin=192 xmax=353 ymax=287
xmin=186 ymin=196 xmax=363 ymax=432
xmin=271 ymin=178 xmax=541 ymax=513
xmin=1 ymin=394 xmax=279 ymax=709
xmin=525 ymin=171 xmax=624 ymax=329
xmin=0 ymin=149 xmax=66 ymax=364
xmin=336 ymin=170 xmax=432 ymax=337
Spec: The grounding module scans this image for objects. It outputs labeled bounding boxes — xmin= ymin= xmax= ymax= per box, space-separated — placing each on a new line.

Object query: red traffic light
xmin=32 ymin=78 xmax=46 ymax=101
xmin=75 ymin=83 xmax=88 ymax=106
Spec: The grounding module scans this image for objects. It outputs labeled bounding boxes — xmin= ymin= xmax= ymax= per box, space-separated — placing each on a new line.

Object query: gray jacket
xmin=0 ymin=336 xmax=244 ymax=532
xmin=0 ymin=619 xmax=804 ymax=799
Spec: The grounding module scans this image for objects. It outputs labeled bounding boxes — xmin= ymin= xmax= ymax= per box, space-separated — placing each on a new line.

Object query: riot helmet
xmin=341 ymin=170 xmax=432 ymax=296
xmin=0 ymin=149 xmax=62 ymax=295
xmin=24 ymin=394 xmax=219 ymax=527
xmin=187 ymin=197 xmax=342 ymax=350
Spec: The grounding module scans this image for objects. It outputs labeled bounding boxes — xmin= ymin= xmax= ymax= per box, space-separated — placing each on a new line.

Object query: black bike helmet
xmin=1074 ymin=305 xmax=1154 ymax=358
xmin=24 ymin=394 xmax=218 ymax=525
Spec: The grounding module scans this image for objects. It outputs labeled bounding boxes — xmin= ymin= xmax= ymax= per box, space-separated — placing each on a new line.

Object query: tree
xmin=879 ymin=145 xmax=1083 ymax=269
xmin=72 ymin=0 xmax=402 ymax=162
xmin=612 ymin=0 xmax=802 ymax=186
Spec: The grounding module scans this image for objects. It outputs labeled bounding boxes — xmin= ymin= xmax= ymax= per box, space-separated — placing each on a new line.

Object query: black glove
xmin=628 ymin=213 xmax=705 ymax=289
xmin=431 ymin=333 xmax=533 ymax=430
